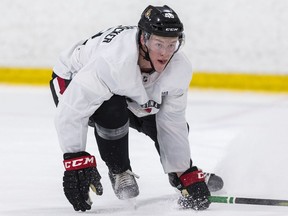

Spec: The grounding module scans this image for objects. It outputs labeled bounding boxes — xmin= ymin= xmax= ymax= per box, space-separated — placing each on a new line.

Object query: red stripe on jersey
xmin=57 ymin=77 xmax=67 ymax=94
xmin=145 ymin=108 xmax=152 ymax=113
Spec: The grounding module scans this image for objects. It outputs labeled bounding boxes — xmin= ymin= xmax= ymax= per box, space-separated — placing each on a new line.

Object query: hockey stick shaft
xmin=209 ymin=196 xmax=288 ymax=207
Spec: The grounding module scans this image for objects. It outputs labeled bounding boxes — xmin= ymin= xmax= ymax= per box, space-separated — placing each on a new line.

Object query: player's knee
xmin=95 ymin=120 xmax=129 ymax=140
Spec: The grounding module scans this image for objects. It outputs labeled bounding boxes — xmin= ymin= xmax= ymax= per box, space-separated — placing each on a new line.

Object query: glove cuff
xmin=63 ymin=151 xmax=91 ymax=160
xmin=179 ymin=166 xmax=205 ymax=187
xmin=63 ymin=151 xmax=97 ymax=171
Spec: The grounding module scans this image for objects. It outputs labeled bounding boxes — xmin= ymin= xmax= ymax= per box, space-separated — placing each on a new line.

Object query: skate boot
xmin=109 ymin=169 xmax=140 ymax=200
xmin=203 ymin=172 xmax=224 ymax=192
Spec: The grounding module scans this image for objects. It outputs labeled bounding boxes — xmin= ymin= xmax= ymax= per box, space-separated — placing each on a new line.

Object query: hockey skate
xmin=203 ymin=172 xmax=224 ymax=192
xmin=109 ymin=169 xmax=140 ymax=200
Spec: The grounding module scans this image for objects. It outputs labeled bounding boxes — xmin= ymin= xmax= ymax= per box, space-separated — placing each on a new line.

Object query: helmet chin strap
xmin=139 ymin=44 xmax=156 ymax=73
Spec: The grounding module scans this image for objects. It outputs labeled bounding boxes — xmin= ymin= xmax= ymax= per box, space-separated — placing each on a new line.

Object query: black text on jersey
xmin=103 ymin=26 xmax=135 ymax=43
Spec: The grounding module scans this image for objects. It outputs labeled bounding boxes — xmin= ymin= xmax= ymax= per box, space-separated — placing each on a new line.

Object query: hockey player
xmin=50 ymin=5 xmax=222 ymax=212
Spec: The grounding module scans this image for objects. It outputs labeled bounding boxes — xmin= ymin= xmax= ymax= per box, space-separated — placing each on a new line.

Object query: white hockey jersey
xmin=53 ymin=25 xmax=193 ymax=173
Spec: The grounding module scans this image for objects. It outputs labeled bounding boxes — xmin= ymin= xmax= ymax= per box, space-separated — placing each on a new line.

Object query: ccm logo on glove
xmin=64 ymin=155 xmax=96 ymax=171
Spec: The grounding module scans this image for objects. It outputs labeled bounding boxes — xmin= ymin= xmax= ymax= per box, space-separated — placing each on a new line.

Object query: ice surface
xmin=0 ymin=85 xmax=288 ymax=215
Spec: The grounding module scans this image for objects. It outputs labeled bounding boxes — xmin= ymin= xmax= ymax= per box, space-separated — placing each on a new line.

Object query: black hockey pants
xmin=90 ymin=95 xmax=161 ymax=174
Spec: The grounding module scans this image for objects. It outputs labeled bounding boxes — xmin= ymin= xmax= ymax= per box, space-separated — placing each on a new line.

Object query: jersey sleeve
xmin=155 ymin=91 xmax=191 ymax=173
xmin=53 ymin=40 xmax=86 ymax=79
xmin=54 ymin=57 xmax=114 ymax=153
xmin=54 ymin=55 xmax=148 ymax=153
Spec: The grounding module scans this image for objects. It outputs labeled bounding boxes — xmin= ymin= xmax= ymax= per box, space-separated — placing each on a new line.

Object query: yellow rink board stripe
xmin=0 ymin=67 xmax=52 ymax=86
xmin=0 ymin=67 xmax=288 ymax=93
xmin=190 ymin=72 xmax=288 ymax=93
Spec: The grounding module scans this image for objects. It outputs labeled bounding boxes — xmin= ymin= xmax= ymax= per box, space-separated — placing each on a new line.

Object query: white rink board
xmin=0 ymin=0 xmax=288 ymax=73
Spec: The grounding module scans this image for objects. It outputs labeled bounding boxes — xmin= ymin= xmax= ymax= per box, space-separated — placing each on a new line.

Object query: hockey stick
xmin=209 ymin=196 xmax=288 ymax=207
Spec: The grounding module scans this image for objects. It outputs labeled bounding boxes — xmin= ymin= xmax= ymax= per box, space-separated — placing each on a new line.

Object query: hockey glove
xmin=178 ymin=166 xmax=211 ymax=210
xmin=63 ymin=151 xmax=103 ymax=211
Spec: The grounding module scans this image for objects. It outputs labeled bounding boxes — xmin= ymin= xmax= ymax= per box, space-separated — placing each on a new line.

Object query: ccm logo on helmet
xmin=64 ymin=155 xmax=96 ymax=171
xmin=165 ymin=28 xmax=179 ymax=32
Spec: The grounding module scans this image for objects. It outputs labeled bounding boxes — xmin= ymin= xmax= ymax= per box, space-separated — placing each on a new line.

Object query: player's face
xmin=146 ymin=35 xmax=179 ymax=72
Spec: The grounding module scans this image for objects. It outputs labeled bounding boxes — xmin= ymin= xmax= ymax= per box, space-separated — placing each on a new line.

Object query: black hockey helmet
xmin=138 ymin=5 xmax=184 ymax=38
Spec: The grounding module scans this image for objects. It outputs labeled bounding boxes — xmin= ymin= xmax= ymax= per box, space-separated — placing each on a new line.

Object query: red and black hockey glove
xmin=178 ymin=166 xmax=211 ymax=210
xmin=63 ymin=151 xmax=103 ymax=211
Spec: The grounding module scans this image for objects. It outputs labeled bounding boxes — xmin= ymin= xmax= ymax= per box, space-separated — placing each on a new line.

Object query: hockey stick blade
xmin=209 ymin=196 xmax=288 ymax=207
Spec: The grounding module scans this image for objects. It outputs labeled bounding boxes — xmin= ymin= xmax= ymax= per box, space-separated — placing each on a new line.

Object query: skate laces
xmin=114 ymin=170 xmax=139 ymax=191
xmin=126 ymin=170 xmax=140 ymax=179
